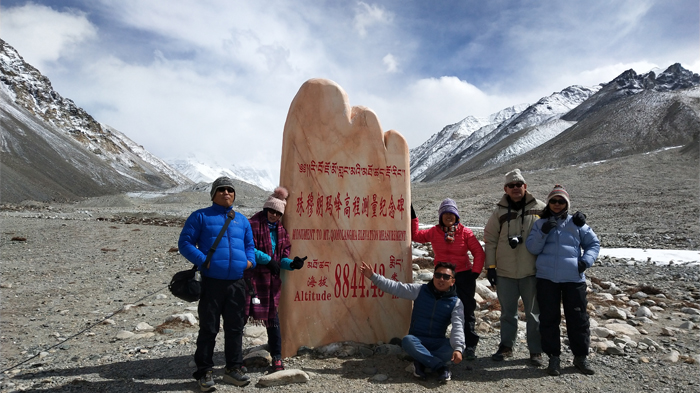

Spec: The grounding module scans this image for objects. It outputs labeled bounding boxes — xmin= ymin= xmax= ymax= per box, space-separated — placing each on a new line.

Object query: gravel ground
xmin=1 ymin=147 xmax=699 ymax=392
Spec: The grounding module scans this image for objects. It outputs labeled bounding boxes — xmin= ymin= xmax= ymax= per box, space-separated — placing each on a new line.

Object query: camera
xmin=508 ymin=236 xmax=523 ymax=249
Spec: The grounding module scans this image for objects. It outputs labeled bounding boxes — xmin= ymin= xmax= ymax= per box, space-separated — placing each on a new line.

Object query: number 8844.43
xmin=334 ymin=263 xmax=385 ymax=299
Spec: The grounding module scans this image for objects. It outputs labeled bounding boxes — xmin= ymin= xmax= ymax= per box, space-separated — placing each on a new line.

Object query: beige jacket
xmin=483 ymin=192 xmax=545 ymax=279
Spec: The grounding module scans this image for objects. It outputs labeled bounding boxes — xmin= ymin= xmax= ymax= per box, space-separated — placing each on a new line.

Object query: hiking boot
xmin=272 ymin=356 xmax=285 ymax=372
xmin=464 ymin=346 xmax=476 ymax=361
xmin=530 ymin=352 xmax=545 ymax=367
xmin=412 ymin=361 xmax=426 ymax=380
xmin=547 ymin=356 xmax=560 ymax=376
xmin=573 ymin=356 xmax=595 ymax=375
xmin=223 ymin=367 xmax=250 ymax=387
xmin=436 ymin=366 xmax=451 ymax=383
xmin=198 ymin=370 xmax=215 ymax=392
xmin=491 ymin=344 xmax=512 ymax=361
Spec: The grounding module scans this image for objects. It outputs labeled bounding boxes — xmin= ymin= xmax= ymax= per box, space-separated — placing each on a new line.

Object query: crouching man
xmin=360 ymin=261 xmax=464 ymax=383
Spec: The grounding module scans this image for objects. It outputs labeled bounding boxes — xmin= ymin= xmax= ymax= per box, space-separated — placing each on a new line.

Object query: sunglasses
xmin=549 ymin=198 xmax=567 ymax=205
xmin=433 ymin=272 xmax=454 ymax=281
xmin=217 ymin=187 xmax=235 ymax=193
xmin=268 ymin=210 xmax=283 ymax=217
xmin=506 ymin=182 xmax=524 ymax=189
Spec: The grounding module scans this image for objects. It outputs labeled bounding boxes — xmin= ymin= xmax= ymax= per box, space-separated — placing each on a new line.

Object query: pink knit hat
xmin=263 ymin=187 xmax=289 ymax=214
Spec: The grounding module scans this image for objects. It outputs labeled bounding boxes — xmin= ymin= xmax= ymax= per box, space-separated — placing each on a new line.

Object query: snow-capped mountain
xmin=412 ymin=85 xmax=600 ymax=182
xmin=409 ymin=105 xmax=527 ymax=181
xmin=168 ymin=157 xmax=275 ymax=191
xmin=418 ymin=63 xmax=700 ymax=182
xmin=0 ymin=39 xmax=191 ymax=203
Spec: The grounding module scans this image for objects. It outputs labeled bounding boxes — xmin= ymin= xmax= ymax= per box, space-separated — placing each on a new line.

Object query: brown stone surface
xmin=278 ymin=79 xmax=412 ymax=357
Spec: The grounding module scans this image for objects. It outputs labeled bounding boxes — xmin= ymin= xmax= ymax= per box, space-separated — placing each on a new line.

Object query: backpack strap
xmin=204 ymin=210 xmax=236 ymax=269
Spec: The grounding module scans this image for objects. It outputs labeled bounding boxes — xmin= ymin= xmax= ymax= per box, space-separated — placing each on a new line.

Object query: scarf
xmin=443 ymin=224 xmax=456 ymax=243
xmin=244 ymin=210 xmax=291 ymax=327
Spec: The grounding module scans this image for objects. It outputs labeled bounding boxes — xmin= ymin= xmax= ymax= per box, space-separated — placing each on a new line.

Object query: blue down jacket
xmin=526 ymin=214 xmax=600 ymax=283
xmin=178 ymin=203 xmax=255 ymax=280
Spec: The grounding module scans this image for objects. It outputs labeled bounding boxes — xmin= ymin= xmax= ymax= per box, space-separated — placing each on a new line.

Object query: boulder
xmin=243 ymin=350 xmax=272 ymax=368
xmin=605 ymin=323 xmax=640 ymax=336
xmin=257 ymin=369 xmax=310 ymax=387
xmin=475 ymin=283 xmax=498 ymax=300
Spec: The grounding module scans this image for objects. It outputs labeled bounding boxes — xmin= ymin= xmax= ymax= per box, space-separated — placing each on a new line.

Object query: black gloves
xmin=266 ymin=259 xmax=281 ymax=276
xmin=487 ymin=268 xmax=497 ymax=287
xmin=290 ymin=256 xmax=307 ymax=270
xmin=472 ymin=271 xmax=481 ymax=281
xmin=541 ymin=217 xmax=557 ymax=234
xmin=578 ymin=260 xmax=587 ymax=274
xmin=410 ymin=204 xmax=417 ymax=220
xmin=572 ymin=211 xmax=587 ymax=227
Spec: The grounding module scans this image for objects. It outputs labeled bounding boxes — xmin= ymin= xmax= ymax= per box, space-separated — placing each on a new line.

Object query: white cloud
xmin=0 ymin=3 xmax=97 ymax=71
xmin=65 ymin=53 xmax=294 ymax=180
xmin=553 ymin=61 xmax=661 ymax=90
xmin=383 ymin=54 xmax=398 ymax=73
xmin=353 ymin=2 xmax=393 ymax=37
xmin=2 ymin=0 xmax=696 ymax=183
xmin=683 ymin=59 xmax=700 ymax=74
xmin=361 ymin=76 xmax=516 ymax=148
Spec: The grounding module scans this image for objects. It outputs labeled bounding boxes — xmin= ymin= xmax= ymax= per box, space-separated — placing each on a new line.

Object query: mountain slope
xmin=0 ymin=39 xmax=191 ymax=203
xmin=410 ymin=105 xmax=528 ymax=181
xmin=448 ymin=86 xmax=700 ymax=180
xmin=412 ymin=64 xmax=700 ymax=183
xmin=418 ymin=85 xmax=599 ymax=182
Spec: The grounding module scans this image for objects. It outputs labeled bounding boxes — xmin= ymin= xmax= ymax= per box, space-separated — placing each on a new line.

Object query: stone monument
xmin=278 ymin=78 xmax=412 ymax=357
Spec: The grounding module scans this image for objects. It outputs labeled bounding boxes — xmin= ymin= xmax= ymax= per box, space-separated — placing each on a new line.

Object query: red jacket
xmin=411 ymin=218 xmax=485 ymax=274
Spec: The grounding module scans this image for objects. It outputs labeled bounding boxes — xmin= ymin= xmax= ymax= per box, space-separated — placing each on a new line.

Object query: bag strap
xmin=204 ymin=210 xmax=236 ymax=269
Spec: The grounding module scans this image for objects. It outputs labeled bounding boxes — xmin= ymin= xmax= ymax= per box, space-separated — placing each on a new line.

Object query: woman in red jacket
xmin=411 ymin=198 xmax=485 ymax=360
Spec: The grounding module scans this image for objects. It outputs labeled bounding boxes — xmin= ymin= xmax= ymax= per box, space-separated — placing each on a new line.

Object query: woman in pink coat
xmin=411 ymin=198 xmax=485 ymax=360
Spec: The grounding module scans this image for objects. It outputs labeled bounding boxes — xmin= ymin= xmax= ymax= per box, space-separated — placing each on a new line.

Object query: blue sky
xmin=1 ymin=0 xmax=698 ymax=181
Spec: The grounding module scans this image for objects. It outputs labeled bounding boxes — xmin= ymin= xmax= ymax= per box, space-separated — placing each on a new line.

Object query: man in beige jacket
xmin=483 ymin=169 xmax=546 ymax=366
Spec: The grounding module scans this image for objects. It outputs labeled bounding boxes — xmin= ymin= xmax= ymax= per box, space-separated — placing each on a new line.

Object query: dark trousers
xmin=536 ymin=278 xmax=590 ymax=357
xmin=455 ymin=271 xmax=479 ymax=348
xmin=267 ymin=314 xmax=282 ymax=357
xmin=193 ymin=277 xmax=247 ymax=379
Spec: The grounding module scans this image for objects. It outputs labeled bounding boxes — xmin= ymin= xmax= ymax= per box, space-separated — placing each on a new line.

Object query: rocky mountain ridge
xmin=413 ymin=63 xmax=700 ymax=183
xmin=412 ymin=85 xmax=600 ymax=182
xmin=0 ymin=39 xmax=191 ymax=203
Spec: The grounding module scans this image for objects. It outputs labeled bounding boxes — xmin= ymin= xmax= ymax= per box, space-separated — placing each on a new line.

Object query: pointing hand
xmin=360 ymin=261 xmax=373 ymax=278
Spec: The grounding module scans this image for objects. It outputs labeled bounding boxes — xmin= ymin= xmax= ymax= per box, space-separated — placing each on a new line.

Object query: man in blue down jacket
xmin=361 ymin=261 xmax=465 ymax=383
xmin=179 ymin=177 xmax=256 ymax=391
xmin=526 ymin=185 xmax=600 ymax=377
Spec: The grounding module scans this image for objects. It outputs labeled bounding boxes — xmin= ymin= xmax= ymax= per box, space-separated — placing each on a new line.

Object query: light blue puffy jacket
xmin=526 ymin=214 xmax=600 ymax=283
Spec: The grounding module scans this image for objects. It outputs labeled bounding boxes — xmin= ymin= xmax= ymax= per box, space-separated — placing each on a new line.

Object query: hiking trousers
xmin=193 ymin=277 xmax=246 ymax=379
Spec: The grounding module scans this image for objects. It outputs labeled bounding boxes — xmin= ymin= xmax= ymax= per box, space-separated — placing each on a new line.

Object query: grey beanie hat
xmin=210 ymin=177 xmax=236 ymax=201
xmin=504 ymin=168 xmax=526 ymax=185
xmin=263 ymin=187 xmax=289 ymax=215
xmin=438 ymin=198 xmax=460 ymax=222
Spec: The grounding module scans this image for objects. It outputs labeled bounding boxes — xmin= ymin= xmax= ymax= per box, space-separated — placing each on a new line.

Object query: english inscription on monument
xmin=278 ymin=78 xmax=412 ymax=357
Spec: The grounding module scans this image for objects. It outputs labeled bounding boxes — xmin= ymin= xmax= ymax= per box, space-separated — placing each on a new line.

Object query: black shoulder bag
xmin=169 ymin=210 xmax=235 ymax=302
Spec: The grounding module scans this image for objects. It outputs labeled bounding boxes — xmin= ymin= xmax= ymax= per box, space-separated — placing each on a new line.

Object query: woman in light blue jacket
xmin=526 ymin=185 xmax=599 ymax=377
